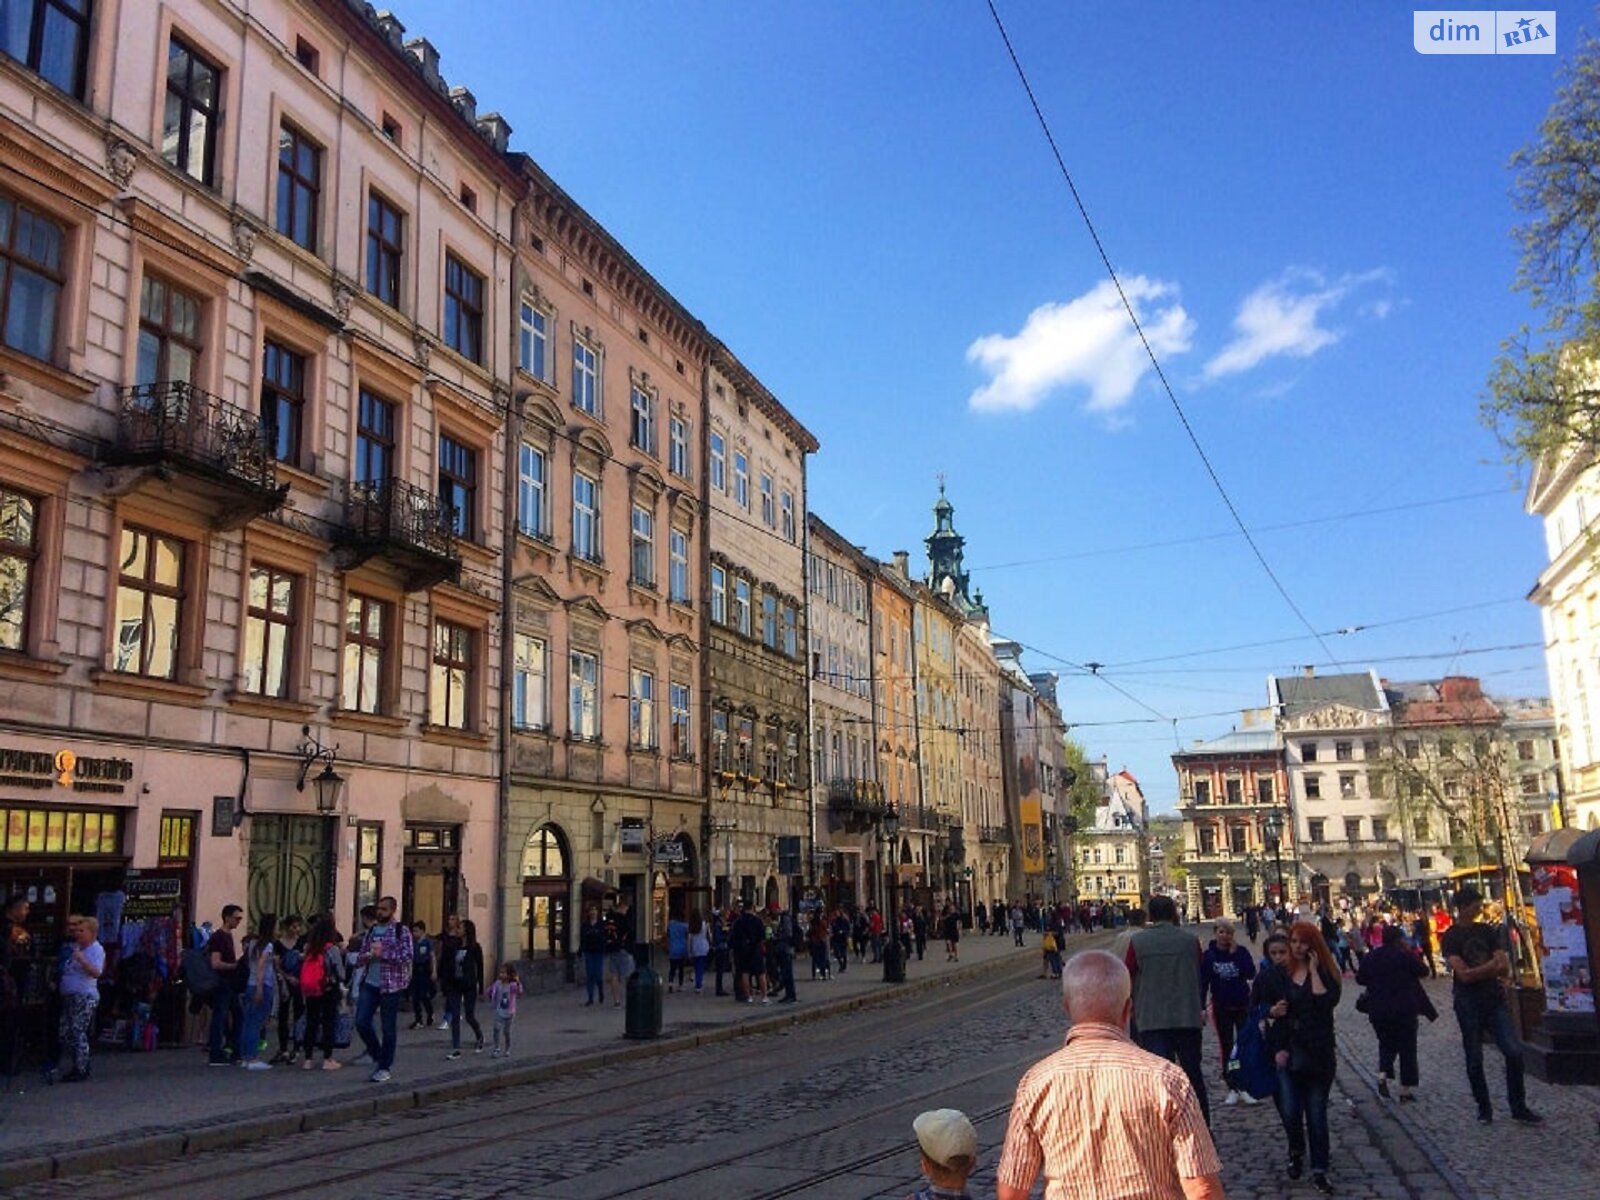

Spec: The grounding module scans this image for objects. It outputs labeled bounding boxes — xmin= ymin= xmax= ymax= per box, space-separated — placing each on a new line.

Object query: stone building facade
xmin=0 ymin=0 xmax=517 ymax=995
xmin=703 ymin=346 xmax=815 ymax=909
xmin=870 ymin=553 xmax=918 ymax=912
xmin=807 ymin=514 xmax=878 ymax=908
xmin=911 ymin=580 xmax=961 ymax=909
xmin=957 ymin=616 xmax=1006 ymax=912
xmin=500 ymin=156 xmax=711 ymax=972
xmin=1173 ymin=729 xmax=1291 ymax=917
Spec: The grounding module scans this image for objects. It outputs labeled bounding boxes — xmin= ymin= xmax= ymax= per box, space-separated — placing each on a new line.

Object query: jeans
xmin=1371 ymin=1013 xmax=1420 ymax=1087
xmin=355 ymin=983 xmax=401 ymax=1071
xmin=693 ymin=954 xmax=707 ymax=990
xmin=774 ymin=951 xmax=796 ymax=1000
xmin=583 ymin=952 xmax=605 ymax=1003
xmin=276 ymin=986 xmax=304 ymax=1055
xmin=1213 ymin=1006 xmax=1246 ymax=1088
xmin=207 ymin=987 xmax=241 ymax=1062
xmin=1013 ymin=925 xmax=1024 ymax=946
xmin=492 ymin=1014 xmax=513 ymax=1052
xmin=409 ymin=975 xmax=435 ymax=1025
xmin=1278 ymin=1069 xmax=1332 ymax=1172
xmin=1137 ymin=1027 xmax=1210 ymax=1126
xmin=237 ymin=986 xmax=275 ymax=1062
xmin=446 ymin=986 xmax=482 ymax=1050
xmin=1453 ymin=990 xmax=1528 ymax=1114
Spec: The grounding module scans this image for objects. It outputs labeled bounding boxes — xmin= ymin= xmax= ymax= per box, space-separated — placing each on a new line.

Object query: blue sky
xmin=397 ymin=1 xmax=1583 ymax=810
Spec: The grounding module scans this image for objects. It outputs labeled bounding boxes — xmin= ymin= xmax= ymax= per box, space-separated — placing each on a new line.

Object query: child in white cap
xmin=909 ymin=1107 xmax=978 ymax=1200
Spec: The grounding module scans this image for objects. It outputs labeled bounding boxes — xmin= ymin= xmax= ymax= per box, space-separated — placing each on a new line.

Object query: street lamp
xmin=1263 ymin=809 xmax=1287 ymax=904
xmin=295 ymin=726 xmax=345 ymax=815
xmin=880 ymin=802 xmax=904 ymax=981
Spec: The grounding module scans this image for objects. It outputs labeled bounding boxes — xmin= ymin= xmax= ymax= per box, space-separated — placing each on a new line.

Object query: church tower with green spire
xmin=925 ymin=482 xmax=987 ymax=620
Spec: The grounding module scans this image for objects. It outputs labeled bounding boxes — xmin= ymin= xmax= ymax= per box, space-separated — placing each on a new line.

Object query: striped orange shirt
xmin=996 ymin=1022 xmax=1222 ymax=1200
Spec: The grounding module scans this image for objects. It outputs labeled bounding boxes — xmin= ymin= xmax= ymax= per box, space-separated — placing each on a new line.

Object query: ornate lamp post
xmin=295 ymin=725 xmax=345 ymax=815
xmin=1263 ymin=809 xmax=1287 ymax=904
xmin=880 ymin=802 xmax=904 ymax=981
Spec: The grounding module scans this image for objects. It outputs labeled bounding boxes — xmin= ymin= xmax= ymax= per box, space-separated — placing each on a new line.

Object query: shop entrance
xmin=247 ymin=814 xmax=332 ymax=926
xmin=519 ymin=824 xmax=569 ymax=960
xmin=402 ymin=823 xmax=461 ymax=936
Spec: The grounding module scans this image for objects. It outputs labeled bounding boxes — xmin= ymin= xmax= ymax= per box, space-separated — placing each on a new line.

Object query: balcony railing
xmin=107 ymin=383 xmax=288 ymax=527
xmin=333 ymin=478 xmax=461 ymax=591
xmin=826 ymin=778 xmax=885 ymax=811
xmin=979 ymin=825 xmax=1008 ymax=844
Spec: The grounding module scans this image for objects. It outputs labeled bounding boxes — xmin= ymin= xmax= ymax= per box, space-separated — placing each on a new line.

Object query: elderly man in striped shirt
xmin=996 ymin=950 xmax=1225 ymax=1200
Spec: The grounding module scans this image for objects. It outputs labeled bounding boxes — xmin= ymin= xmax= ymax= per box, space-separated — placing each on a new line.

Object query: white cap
xmin=913 ymin=1108 xmax=978 ymax=1167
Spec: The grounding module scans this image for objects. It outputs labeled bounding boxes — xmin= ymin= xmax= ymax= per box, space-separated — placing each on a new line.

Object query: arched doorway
xmin=521 ymin=823 xmax=571 ymax=960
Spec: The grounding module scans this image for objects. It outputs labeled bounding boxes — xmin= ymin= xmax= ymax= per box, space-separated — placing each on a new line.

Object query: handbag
xmin=1232 ymin=1005 xmax=1279 ymax=1100
xmin=332 ymin=1010 xmax=354 ymax=1049
xmin=1355 ymin=990 xmax=1371 ymax=1014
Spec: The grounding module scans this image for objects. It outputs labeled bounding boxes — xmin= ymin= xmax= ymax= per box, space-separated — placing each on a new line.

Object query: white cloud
xmin=1204 ymin=268 xmax=1391 ymax=380
xmin=965 ymin=277 xmax=1195 ymax=416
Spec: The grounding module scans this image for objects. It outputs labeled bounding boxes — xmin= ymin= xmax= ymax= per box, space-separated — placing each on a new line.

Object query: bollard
xmin=625 ymin=949 xmax=663 ymax=1039
xmin=882 ymin=935 xmax=906 ymax=983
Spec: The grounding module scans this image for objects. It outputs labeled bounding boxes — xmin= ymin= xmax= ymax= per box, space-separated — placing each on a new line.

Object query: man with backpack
xmin=203 ymin=905 xmax=244 ymax=1066
xmin=352 ymin=896 xmax=412 ymax=1083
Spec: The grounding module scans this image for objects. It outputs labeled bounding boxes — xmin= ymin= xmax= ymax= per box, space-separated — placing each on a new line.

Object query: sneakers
xmin=474 ymin=1040 xmax=485 ymax=1054
xmin=445 ymin=1050 xmax=461 ymax=1060
xmin=491 ymin=1048 xmax=503 ymax=1058
xmin=1287 ymin=1153 xmax=1304 ymax=1181
xmin=1511 ymin=1109 xmax=1544 ymax=1125
xmin=1223 ymin=1090 xmax=1239 ymax=1107
xmin=1476 ymin=1107 xmax=1494 ymax=1124
xmin=1398 ymin=1089 xmax=1415 ymax=1103
xmin=369 ymin=1068 xmax=391 ymax=1083
xmin=1377 ymin=1075 xmax=1391 ymax=1099
xmin=243 ymin=1060 xmax=271 ymax=1071
xmin=436 ymin=1019 xmax=451 ymax=1030
xmin=207 ymin=1058 xmax=231 ymax=1067
xmin=1311 ymin=1171 xmax=1333 ymax=1195
xmin=1242 ymin=1092 xmax=1262 ymax=1106
xmin=302 ymin=1058 xmax=316 ymax=1071
xmin=321 ymin=1058 xmax=343 ymax=1071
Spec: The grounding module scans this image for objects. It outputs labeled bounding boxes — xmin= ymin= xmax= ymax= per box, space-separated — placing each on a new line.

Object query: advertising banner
xmin=1530 ymin=863 xmax=1594 ymax=1014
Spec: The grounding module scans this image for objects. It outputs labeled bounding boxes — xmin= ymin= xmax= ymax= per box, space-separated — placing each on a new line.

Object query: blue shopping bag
xmin=1230 ymin=1005 xmax=1279 ymax=1100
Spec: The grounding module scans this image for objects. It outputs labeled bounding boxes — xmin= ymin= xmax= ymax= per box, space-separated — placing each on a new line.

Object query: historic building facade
xmin=911 ymin=579 xmax=960 ymax=909
xmin=870 ymin=554 xmax=918 ymax=913
xmin=0 ymin=0 xmax=517 ymax=987
xmin=995 ymin=641 xmax=1048 ymax=902
xmin=807 ymin=514 xmax=878 ymax=908
xmin=1173 ymin=729 xmax=1291 ymax=917
xmin=703 ymin=346 xmax=815 ymax=909
xmin=957 ymin=616 xmax=1006 ymax=913
xmin=500 ymin=156 xmax=710 ymax=973
xmin=1074 ymin=784 xmax=1147 ymax=910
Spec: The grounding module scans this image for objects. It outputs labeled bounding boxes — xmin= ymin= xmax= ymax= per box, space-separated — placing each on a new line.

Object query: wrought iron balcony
xmin=979 ymin=825 xmax=1008 ymax=844
xmin=106 ymin=383 xmax=288 ymax=528
xmin=826 ymin=777 xmax=885 ymax=813
xmin=333 ymin=478 xmax=461 ymax=591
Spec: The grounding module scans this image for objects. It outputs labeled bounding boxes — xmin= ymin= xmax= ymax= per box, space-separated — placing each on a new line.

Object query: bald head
xmin=1061 ymin=949 xmax=1132 ymax=1025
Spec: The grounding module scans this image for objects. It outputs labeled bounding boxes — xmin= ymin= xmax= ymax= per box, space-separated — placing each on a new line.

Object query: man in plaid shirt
xmin=353 ymin=895 xmax=413 ymax=1082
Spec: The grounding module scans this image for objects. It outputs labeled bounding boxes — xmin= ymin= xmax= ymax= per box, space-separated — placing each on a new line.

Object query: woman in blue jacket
xmin=1201 ymin=921 xmax=1259 ymax=1106
xmin=1354 ymin=922 xmax=1432 ymax=1101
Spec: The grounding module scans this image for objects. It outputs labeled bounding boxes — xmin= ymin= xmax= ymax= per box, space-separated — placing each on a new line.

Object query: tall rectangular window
xmin=365 ymin=191 xmax=403 ymax=308
xmin=712 ymin=710 xmax=729 ymax=771
xmin=572 ymin=471 xmax=599 ymax=561
xmin=511 ymin=634 xmax=547 ymax=730
xmin=630 ymin=387 xmax=655 ymax=454
xmin=630 ymin=504 xmax=654 ymax=587
xmin=710 ymin=565 xmax=726 ymax=625
xmin=780 ymin=492 xmax=795 ymax=542
xmin=669 ymin=682 xmax=691 ymax=759
xmin=163 ymin=36 xmax=221 ymax=185
xmin=0 ymin=487 xmax=37 ymax=651
xmin=668 ymin=415 xmax=689 ymax=478
xmin=442 ymin=254 xmax=483 ymax=362
xmin=113 ymin=525 xmax=184 ymax=680
xmin=762 ymin=593 xmax=777 ymax=648
xmin=516 ymin=443 xmax=546 ymax=537
xmin=438 ymin=433 xmax=476 ymax=538
xmin=354 ymin=390 xmax=395 ymax=487
xmin=275 ymin=123 xmax=320 ymax=252
xmin=518 ymin=301 xmax=547 ymax=379
xmin=709 ymin=431 xmax=725 ymax=491
xmin=668 ymin=528 xmax=689 ymax=603
xmin=629 ymin=668 xmax=655 ymax=749
xmin=0 ymin=194 xmax=65 ymax=362
xmin=781 ymin=604 xmax=797 ymax=658
xmin=136 ymin=275 xmax=200 ymax=387
xmin=572 ymin=339 xmax=598 ymax=415
xmin=569 ymin=649 xmax=598 ymax=740
xmin=0 ymin=0 xmax=92 ymax=96
xmin=733 ymin=451 xmax=749 ymax=509
xmin=259 ymin=341 xmax=304 ymax=465
xmin=733 ymin=578 xmax=751 ymax=636
xmin=354 ymin=822 xmax=382 ymax=931
xmin=241 ymin=565 xmax=295 ymax=698
xmin=341 ymin=593 xmax=388 ymax=714
xmin=430 ymin=618 xmax=473 ymax=730
xmin=759 ymin=474 xmax=774 ymax=527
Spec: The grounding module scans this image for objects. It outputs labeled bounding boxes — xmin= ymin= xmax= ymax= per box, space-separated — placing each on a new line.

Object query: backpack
xmin=299 ymin=946 xmax=328 ymax=998
xmin=181 ymin=946 xmax=218 ymax=997
xmin=1231 ymin=1004 xmax=1279 ymax=1100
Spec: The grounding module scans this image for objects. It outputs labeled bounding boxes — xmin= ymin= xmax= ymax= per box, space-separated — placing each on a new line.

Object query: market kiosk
xmin=1522 ymin=828 xmax=1600 ymax=1084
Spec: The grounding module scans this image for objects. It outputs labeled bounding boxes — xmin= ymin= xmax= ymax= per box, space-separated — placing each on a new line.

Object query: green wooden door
xmin=248 ymin=814 xmax=332 ymax=925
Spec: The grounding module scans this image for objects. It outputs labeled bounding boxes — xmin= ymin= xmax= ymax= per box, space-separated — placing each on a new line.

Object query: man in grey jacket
xmin=1124 ymin=894 xmax=1209 ymax=1125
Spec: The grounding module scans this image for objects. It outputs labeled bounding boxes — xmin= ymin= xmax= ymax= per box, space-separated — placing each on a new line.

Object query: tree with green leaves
xmin=1061 ymin=737 xmax=1104 ymax=833
xmin=1482 ymin=20 xmax=1600 ymax=463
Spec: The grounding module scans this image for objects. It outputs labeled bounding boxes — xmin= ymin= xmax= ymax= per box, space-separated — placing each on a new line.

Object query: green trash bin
xmin=625 ymin=949 xmax=663 ymax=1039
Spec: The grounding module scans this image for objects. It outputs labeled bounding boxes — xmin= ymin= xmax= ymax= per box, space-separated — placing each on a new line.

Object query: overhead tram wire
xmin=982 ymin=0 xmax=1342 ymax=670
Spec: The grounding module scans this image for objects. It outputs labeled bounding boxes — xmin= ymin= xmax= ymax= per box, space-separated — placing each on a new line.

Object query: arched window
xmin=522 ymin=824 xmax=567 ymax=878
xmin=521 ymin=823 xmax=571 ymax=959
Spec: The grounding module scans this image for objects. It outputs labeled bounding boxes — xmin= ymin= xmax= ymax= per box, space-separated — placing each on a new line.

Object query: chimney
xmin=1302 ymin=665 xmax=1315 ymax=679
xmin=449 ymin=85 xmax=477 ymax=124
xmin=476 ymin=112 xmax=511 ymax=153
xmin=373 ymin=10 xmax=406 ymax=48
xmin=404 ymin=36 xmax=440 ymax=84
xmin=891 ymin=550 xmax=910 ymax=578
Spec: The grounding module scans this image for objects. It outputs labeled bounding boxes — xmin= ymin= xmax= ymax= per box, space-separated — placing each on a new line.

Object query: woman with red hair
xmin=1257 ymin=920 xmax=1342 ymax=1195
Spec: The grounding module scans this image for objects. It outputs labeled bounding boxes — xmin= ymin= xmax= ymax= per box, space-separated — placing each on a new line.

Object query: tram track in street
xmin=20 ymin=948 xmax=1057 ymax=1200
